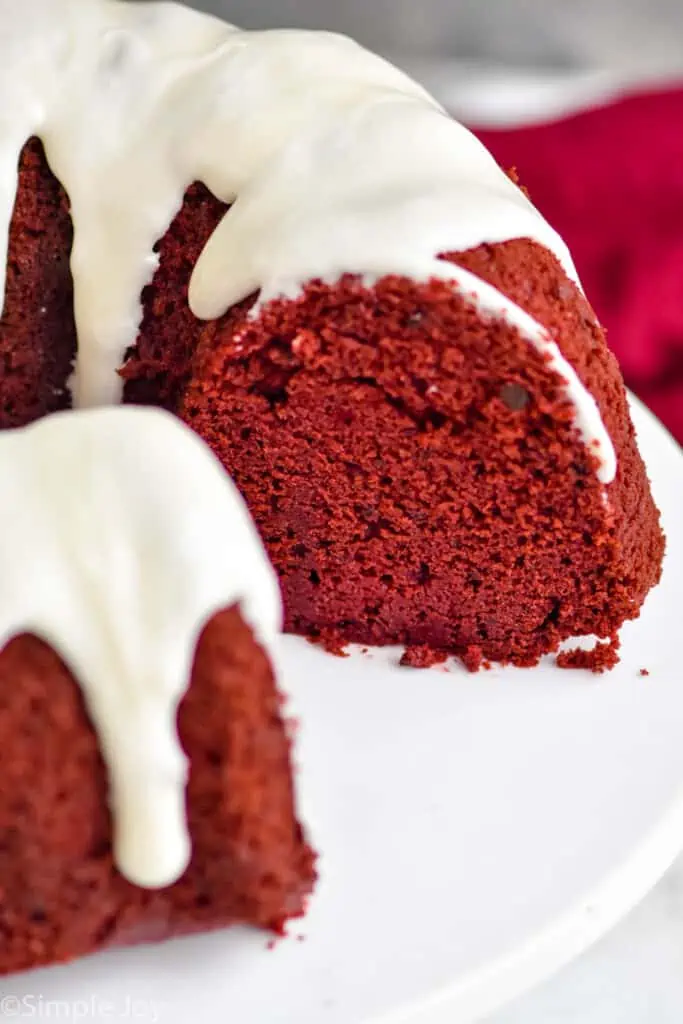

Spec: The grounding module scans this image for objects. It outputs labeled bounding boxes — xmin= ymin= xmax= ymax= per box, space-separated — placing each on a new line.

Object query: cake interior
xmin=0 ymin=140 xmax=665 ymax=671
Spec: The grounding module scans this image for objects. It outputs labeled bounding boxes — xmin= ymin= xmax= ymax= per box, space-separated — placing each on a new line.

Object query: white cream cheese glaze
xmin=0 ymin=405 xmax=282 ymax=888
xmin=0 ymin=0 xmax=615 ymax=481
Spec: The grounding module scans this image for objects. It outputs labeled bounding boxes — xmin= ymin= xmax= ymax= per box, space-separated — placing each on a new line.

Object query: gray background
xmin=180 ymin=0 xmax=683 ymax=74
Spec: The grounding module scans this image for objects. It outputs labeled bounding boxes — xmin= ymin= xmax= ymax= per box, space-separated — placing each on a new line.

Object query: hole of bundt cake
xmin=500 ymin=382 xmax=531 ymax=410
xmin=309 ymin=570 xmax=321 ymax=585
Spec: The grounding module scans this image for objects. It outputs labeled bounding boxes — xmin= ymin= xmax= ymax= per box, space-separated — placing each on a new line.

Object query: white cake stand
xmin=3 ymin=397 xmax=682 ymax=1024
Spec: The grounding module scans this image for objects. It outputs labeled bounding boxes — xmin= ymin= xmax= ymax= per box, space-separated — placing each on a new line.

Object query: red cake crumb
xmin=505 ymin=166 xmax=531 ymax=200
xmin=640 ymin=668 xmax=650 ymax=677
xmin=460 ymin=646 xmax=485 ymax=673
xmin=556 ymin=636 xmax=621 ymax=673
xmin=400 ymin=645 xmax=448 ymax=668
xmin=307 ymin=629 xmax=350 ymax=657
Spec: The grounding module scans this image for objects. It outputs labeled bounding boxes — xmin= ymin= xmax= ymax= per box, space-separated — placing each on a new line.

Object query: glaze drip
xmin=0 ymin=0 xmax=615 ymax=482
xmin=0 ymin=406 xmax=281 ymax=888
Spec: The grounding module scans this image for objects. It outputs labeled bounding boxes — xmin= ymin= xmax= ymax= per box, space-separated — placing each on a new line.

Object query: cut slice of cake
xmin=0 ymin=1 xmax=665 ymax=670
xmin=0 ymin=407 xmax=315 ymax=976
xmin=178 ymin=247 xmax=663 ymax=669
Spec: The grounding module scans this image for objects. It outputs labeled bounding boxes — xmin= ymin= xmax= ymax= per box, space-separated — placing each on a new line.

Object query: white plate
xmin=2 ymin=398 xmax=682 ymax=1024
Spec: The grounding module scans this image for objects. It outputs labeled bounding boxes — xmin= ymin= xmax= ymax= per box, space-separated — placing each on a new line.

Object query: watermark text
xmin=0 ymin=995 xmax=162 ymax=1021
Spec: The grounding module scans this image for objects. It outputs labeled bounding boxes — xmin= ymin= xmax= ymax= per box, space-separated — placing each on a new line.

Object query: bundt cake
xmin=0 ymin=0 xmax=665 ymax=680
xmin=0 ymin=407 xmax=315 ymax=974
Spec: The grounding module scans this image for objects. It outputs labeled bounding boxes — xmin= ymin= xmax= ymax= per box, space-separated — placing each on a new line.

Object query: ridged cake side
xmin=0 ymin=607 xmax=315 ymax=976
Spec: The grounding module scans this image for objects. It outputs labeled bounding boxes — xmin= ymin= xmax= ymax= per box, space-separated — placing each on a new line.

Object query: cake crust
xmin=0 ymin=606 xmax=315 ymax=976
xmin=0 ymin=140 xmax=76 ymax=429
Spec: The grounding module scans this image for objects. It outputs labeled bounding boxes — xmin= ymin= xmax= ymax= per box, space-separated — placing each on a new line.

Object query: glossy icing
xmin=0 ymin=406 xmax=281 ymax=888
xmin=0 ymin=0 xmax=616 ymax=480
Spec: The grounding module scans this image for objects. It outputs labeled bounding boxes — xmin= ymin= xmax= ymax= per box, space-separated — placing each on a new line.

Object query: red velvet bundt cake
xmin=0 ymin=0 xmax=667 ymax=976
xmin=0 ymin=407 xmax=315 ymax=974
xmin=0 ymin=1 xmax=664 ymax=673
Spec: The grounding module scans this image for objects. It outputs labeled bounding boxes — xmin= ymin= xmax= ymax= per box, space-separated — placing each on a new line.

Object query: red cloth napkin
xmin=475 ymin=87 xmax=683 ymax=443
